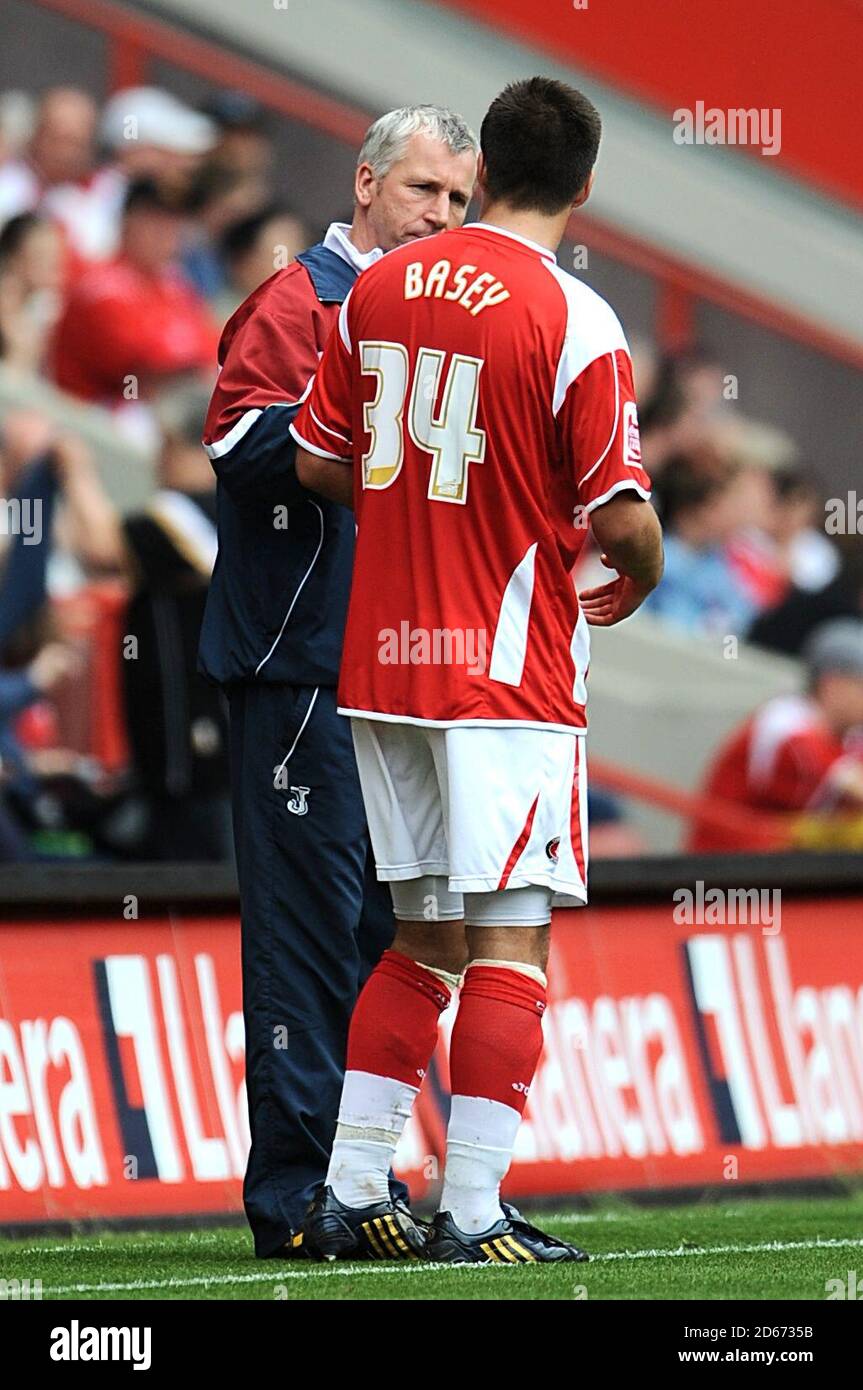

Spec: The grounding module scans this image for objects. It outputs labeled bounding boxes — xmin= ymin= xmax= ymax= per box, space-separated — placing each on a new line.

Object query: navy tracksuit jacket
xmin=199 ymin=239 xmax=405 ymax=1255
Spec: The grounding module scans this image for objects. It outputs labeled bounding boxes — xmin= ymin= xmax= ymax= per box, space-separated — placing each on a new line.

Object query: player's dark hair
xmin=480 ymin=77 xmax=601 ymax=215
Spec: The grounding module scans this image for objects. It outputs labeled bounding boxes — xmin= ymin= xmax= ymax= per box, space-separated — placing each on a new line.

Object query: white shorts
xmin=350 ymin=719 xmax=589 ymax=907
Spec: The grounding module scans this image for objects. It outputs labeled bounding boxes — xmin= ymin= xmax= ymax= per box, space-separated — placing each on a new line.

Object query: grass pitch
xmin=2 ymin=1193 xmax=862 ymax=1300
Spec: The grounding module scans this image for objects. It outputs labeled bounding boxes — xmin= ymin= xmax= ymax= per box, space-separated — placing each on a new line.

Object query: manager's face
xmin=357 ymin=131 xmax=476 ymax=251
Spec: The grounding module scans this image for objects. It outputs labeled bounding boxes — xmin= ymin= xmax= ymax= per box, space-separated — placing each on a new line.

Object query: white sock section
xmin=439 ymin=1093 xmax=523 ymax=1234
xmin=468 ymin=958 xmax=547 ymax=988
xmin=326 ymin=1070 xmax=419 ymax=1209
xmin=419 ymin=961 xmax=463 ymax=991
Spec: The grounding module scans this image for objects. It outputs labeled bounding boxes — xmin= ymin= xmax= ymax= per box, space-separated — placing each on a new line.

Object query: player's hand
xmin=579 ymin=563 xmax=652 ymax=627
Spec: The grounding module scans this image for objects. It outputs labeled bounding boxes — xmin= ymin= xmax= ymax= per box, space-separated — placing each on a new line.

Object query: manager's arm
xmin=204 ymin=302 xmax=322 ymax=508
xmin=209 ymin=407 xmax=307 ymax=508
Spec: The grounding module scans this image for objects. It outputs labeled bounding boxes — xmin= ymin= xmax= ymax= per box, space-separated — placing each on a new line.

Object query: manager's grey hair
xmin=358 ymin=105 xmax=478 ymax=178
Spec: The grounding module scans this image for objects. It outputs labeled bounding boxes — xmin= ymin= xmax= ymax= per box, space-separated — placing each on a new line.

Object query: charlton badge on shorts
xmin=545 ymin=837 xmax=561 ymax=863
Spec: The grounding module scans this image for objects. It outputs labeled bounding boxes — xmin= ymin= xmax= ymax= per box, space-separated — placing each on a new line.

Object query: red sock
xmin=449 ymin=965 xmax=547 ymax=1113
xmin=347 ymin=949 xmax=452 ymax=1087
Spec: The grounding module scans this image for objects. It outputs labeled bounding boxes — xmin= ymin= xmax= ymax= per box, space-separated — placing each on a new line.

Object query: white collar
xmin=463 ymin=221 xmax=557 ymax=264
xmin=323 ymin=222 xmax=384 ymax=275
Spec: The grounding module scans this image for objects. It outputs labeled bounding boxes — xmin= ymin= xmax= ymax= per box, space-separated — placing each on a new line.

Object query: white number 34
xmin=360 ymin=341 xmax=486 ymax=505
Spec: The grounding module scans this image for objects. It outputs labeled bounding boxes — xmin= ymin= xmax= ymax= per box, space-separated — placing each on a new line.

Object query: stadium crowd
xmin=0 ymin=84 xmax=861 ymax=861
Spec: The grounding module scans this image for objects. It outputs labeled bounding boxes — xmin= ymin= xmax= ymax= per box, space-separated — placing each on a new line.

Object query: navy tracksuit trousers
xmin=227 ymin=681 xmax=406 ymax=1255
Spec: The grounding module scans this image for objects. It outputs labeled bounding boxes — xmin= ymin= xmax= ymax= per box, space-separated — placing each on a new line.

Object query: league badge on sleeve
xmin=623 ymin=401 xmax=642 ymax=468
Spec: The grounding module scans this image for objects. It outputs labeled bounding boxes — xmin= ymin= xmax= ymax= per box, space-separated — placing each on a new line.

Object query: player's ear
xmin=355 ymin=161 xmax=376 ymax=209
xmin=474 ymin=150 xmax=488 ymax=193
xmin=571 ymin=168 xmax=595 ymax=210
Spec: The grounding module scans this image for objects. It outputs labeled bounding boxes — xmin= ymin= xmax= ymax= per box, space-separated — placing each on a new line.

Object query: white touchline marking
xmin=539 ymin=1210 xmax=629 ymax=1224
xmin=44 ymin=1236 xmax=863 ymax=1295
xmin=598 ymin=1237 xmax=863 ymax=1261
xmin=15 ymin=1245 xmax=109 ymax=1255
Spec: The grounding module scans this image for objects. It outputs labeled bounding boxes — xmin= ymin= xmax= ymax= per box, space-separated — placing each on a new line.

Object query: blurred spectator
xmin=0 ymin=443 xmax=91 ymax=859
xmin=31 ymin=85 xmax=222 ymax=266
xmin=638 ymin=346 xmax=732 ymax=478
xmin=181 ymin=163 xmax=269 ymax=303
xmin=674 ymin=344 xmax=728 ymax=422
xmin=0 ymin=91 xmax=35 ymax=165
xmin=94 ymin=87 xmax=218 ymax=256
xmin=628 ymin=334 xmax=659 ymax=408
xmin=728 ymin=463 xmax=840 ymax=610
xmin=0 ymin=409 xmax=57 ymax=531
xmin=690 ymin=618 xmax=863 ymax=851
xmin=0 ymin=428 xmax=58 ymax=606
xmin=0 ymin=212 xmax=64 ymax=371
xmin=0 ymin=87 xmax=97 ymax=222
xmin=179 ymin=95 xmax=278 ymax=306
xmin=100 ymin=86 xmax=216 ymax=191
xmin=0 ymin=87 xmax=119 ymax=267
xmin=713 ymin=413 xmax=797 ymax=474
xmin=200 ymin=92 xmax=274 ymax=181
xmin=638 ymin=353 xmax=690 ymax=476
xmin=216 ymin=204 xmax=311 ymax=319
xmin=0 ymin=639 xmax=80 ymax=860
xmin=749 ymin=533 xmax=863 ymax=657
xmin=644 ymin=456 xmax=756 ymax=635
xmin=57 ymin=389 xmax=232 ymax=861
xmin=773 ymin=467 xmax=840 ymax=592
xmin=723 ymin=460 xmax=787 ymax=608
xmin=51 ymin=178 xmax=218 ymax=440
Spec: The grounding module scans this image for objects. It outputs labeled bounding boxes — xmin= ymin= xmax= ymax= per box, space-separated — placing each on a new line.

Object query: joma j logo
xmin=287 ymin=786 xmax=310 ymax=816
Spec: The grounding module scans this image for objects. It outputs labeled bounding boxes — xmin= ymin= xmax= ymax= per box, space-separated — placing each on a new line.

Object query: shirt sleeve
xmin=202 ymin=266 xmax=330 ymax=505
xmin=205 ymin=308 xmax=318 ymax=455
xmin=557 ymin=348 xmax=652 ymax=513
xmin=289 ymin=296 xmax=354 ymax=461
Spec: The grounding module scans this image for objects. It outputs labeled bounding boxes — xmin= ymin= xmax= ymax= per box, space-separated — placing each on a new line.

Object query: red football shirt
xmin=689 ymin=694 xmax=856 ymax=851
xmin=53 ymin=254 xmax=218 ymax=404
xmin=290 ymin=222 xmax=652 ymax=731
